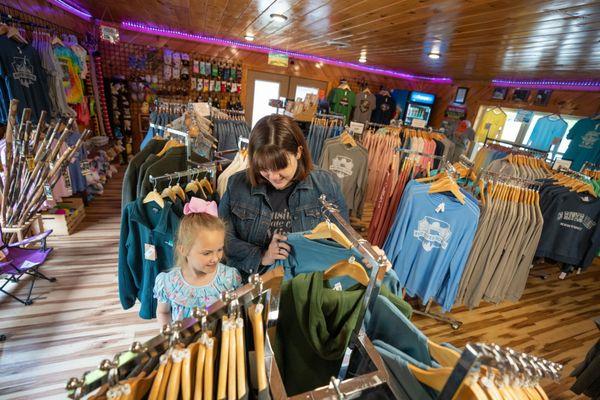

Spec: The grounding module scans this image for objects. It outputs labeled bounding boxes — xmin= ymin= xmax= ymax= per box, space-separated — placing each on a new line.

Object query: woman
xmin=219 ymin=114 xmax=348 ymax=276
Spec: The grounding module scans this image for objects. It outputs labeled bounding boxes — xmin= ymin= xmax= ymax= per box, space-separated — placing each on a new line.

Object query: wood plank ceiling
xmin=71 ymin=0 xmax=600 ymax=81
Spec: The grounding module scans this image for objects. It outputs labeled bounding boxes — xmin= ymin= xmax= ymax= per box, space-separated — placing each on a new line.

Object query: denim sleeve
xmin=218 ymin=187 xmax=263 ymax=275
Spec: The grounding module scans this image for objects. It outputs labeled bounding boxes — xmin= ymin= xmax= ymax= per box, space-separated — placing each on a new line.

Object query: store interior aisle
xmin=0 ymin=167 xmax=157 ymax=400
xmin=0 ymin=167 xmax=597 ymax=400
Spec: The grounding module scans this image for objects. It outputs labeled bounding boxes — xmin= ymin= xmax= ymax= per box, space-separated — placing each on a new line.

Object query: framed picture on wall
xmin=512 ymin=89 xmax=531 ymax=103
xmin=534 ymin=90 xmax=553 ymax=106
xmin=454 ymin=87 xmax=468 ymax=104
xmin=491 ymin=87 xmax=508 ymax=100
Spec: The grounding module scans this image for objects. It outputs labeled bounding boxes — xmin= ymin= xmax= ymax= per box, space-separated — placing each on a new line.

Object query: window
xmin=294 ymin=85 xmax=319 ymax=101
xmin=251 ymin=80 xmax=281 ymax=128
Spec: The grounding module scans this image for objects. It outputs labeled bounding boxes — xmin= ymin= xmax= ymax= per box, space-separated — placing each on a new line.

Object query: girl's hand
xmin=261 ymin=233 xmax=291 ymax=266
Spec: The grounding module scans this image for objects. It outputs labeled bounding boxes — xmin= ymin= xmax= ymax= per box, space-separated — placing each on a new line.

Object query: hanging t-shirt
xmin=371 ymin=94 xmax=396 ymax=125
xmin=475 ymin=109 xmax=507 ymax=142
xmin=267 ymin=182 xmax=295 ymax=238
xmin=0 ymin=36 xmax=52 ymax=123
xmin=319 ymin=141 xmax=369 ymax=216
xmin=536 ymin=190 xmax=600 ymax=267
xmin=562 ymin=118 xmax=600 ymax=171
xmin=352 ymin=91 xmax=376 ymax=123
xmin=527 ymin=116 xmax=568 ymax=152
xmin=328 ymin=88 xmax=355 ymax=124
xmin=53 ymin=45 xmax=84 ymax=104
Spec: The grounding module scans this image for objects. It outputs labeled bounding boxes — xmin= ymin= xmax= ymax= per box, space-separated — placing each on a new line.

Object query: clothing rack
xmin=315 ymin=112 xmax=345 ymax=121
xmin=318 ymin=195 xmax=390 ymax=380
xmin=66 ymin=268 xmax=285 ymax=399
xmin=483 ymin=137 xmax=549 ymax=158
xmin=438 ymin=342 xmax=563 ymax=400
xmin=480 ymin=169 xmax=543 ymax=187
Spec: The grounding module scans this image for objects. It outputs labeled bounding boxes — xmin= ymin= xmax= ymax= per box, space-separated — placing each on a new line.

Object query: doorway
xmin=246 ymin=70 xmax=328 ymax=127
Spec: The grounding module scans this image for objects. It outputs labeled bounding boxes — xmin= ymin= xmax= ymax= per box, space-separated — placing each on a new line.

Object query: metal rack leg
xmin=413 ymin=301 xmax=463 ymax=330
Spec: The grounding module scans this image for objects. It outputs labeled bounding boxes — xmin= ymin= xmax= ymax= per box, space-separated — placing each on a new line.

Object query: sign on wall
xmin=268 ymin=52 xmax=289 ymax=67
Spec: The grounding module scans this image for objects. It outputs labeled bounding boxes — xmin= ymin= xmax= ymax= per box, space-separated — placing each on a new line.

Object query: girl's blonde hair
xmin=174 ymin=212 xmax=226 ymax=267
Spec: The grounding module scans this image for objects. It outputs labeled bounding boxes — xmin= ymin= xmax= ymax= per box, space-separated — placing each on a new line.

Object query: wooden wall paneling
xmin=67 ymin=0 xmax=600 ymax=80
xmin=1 ymin=0 xmax=90 ymax=34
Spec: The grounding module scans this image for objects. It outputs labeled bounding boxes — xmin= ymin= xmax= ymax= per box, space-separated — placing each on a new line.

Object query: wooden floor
xmin=0 ymin=167 xmax=598 ymax=399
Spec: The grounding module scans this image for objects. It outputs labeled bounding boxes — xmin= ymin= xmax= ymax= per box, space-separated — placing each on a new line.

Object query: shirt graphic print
xmin=329 ymin=155 xmax=354 ymax=179
xmin=11 ymin=56 xmax=37 ymax=87
xmin=557 ymin=211 xmax=597 ymax=231
xmin=414 ymin=216 xmax=452 ymax=252
xmin=580 ymin=128 xmax=600 ymax=150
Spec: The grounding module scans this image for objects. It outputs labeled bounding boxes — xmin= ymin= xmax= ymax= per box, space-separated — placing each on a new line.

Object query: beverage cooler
xmin=404 ymin=91 xmax=435 ymax=126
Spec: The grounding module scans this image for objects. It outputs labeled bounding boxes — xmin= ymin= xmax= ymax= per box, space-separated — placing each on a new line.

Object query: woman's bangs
xmin=253 ymin=146 xmax=290 ymax=172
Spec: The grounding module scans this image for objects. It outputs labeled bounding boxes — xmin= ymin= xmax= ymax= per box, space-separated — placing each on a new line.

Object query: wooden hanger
xmin=248 ymin=304 xmax=268 ymax=394
xmin=323 ymin=257 xmax=369 ymax=286
xmin=340 ymin=131 xmax=357 ymax=147
xmin=427 ymin=174 xmax=466 ymax=204
xmin=235 ymin=318 xmax=247 ymax=400
xmin=143 ymin=189 xmax=165 ymax=208
xmin=199 ymin=177 xmax=214 ymax=195
xmin=203 ymin=336 xmax=215 ymax=400
xmin=428 ymin=340 xmax=461 ymax=367
xmin=161 ymin=186 xmax=177 ymax=203
xmin=304 ymin=220 xmax=353 ymax=249
xmin=228 ymin=316 xmax=237 ymax=400
xmin=156 ymin=140 xmax=184 ymax=157
xmin=51 ymin=35 xmax=64 ymax=46
xmin=7 ymin=25 xmax=27 ymax=44
xmin=406 ymin=365 xmax=484 ymax=399
xmin=171 ymin=181 xmax=187 ymax=201
xmin=181 ymin=340 xmax=199 ymax=400
xmin=217 ymin=317 xmax=230 ymax=400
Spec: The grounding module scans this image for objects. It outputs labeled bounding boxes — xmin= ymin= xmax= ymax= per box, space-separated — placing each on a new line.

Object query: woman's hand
xmin=261 ymin=233 xmax=291 ymax=266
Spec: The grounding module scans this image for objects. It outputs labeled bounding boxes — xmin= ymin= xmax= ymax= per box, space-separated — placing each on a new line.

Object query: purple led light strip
xmin=121 ymin=21 xmax=452 ymax=84
xmin=48 ymin=0 xmax=92 ymax=21
xmin=492 ymin=79 xmax=600 ymax=92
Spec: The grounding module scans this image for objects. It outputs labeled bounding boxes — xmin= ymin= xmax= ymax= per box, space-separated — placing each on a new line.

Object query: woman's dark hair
xmin=247 ymin=114 xmax=313 ymax=187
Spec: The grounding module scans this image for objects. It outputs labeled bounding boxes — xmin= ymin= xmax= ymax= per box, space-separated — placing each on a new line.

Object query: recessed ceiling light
xmin=359 ymin=57 xmax=367 ymax=63
xmin=244 ymin=34 xmax=255 ymax=41
xmin=428 ymin=52 xmax=441 ymax=60
xmin=315 ymin=62 xmax=322 ymax=68
xmin=270 ymin=13 xmax=288 ymax=23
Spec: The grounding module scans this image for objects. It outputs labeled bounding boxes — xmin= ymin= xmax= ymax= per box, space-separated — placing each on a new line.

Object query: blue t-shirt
xmin=383 ymin=181 xmax=479 ymax=311
xmin=527 ymin=116 xmax=567 ymax=153
xmin=563 ymin=118 xmax=600 ymax=170
xmin=154 ymin=263 xmax=242 ymax=321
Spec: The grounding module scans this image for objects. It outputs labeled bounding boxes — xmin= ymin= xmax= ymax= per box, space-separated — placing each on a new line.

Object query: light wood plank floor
xmin=0 ymin=167 xmax=598 ymax=399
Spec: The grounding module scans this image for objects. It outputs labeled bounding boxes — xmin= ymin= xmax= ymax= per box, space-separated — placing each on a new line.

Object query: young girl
xmin=154 ymin=199 xmax=242 ymax=326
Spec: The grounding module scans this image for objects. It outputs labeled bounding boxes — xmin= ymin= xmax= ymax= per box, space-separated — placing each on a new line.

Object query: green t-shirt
xmin=328 ymin=88 xmax=356 ymax=124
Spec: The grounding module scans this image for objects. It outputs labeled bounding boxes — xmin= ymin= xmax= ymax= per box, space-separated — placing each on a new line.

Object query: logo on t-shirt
xmin=380 ymin=102 xmax=390 ymax=112
xmin=414 ymin=216 xmax=452 ymax=252
xmin=359 ymin=98 xmax=371 ymax=113
xmin=339 ymin=96 xmax=349 ymax=107
xmin=330 ymin=156 xmax=354 ymax=179
xmin=11 ymin=56 xmax=37 ymax=87
xmin=579 ymin=129 xmax=600 ymax=150
xmin=557 ymin=211 xmax=597 ymax=231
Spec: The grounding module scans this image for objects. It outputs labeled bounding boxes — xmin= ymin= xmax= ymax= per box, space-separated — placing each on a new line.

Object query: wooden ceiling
xmin=13 ymin=0 xmax=600 ymax=80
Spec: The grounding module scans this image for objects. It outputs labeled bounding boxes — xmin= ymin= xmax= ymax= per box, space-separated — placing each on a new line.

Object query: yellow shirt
xmin=476 ymin=109 xmax=507 ymax=142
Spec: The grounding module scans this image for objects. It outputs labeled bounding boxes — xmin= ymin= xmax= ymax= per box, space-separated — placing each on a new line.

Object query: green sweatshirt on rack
xmin=273 ymin=271 xmax=410 ymax=396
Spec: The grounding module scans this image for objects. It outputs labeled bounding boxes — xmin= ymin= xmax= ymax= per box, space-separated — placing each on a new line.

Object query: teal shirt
xmin=563 ymin=118 xmax=600 ymax=170
xmin=118 ymin=199 xmax=180 ymax=319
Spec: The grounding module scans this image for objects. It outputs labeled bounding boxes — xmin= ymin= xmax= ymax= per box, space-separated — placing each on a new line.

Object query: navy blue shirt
xmin=0 ymin=36 xmax=51 ymax=123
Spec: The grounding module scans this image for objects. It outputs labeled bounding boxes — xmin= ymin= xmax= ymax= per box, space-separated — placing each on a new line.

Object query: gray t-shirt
xmin=319 ymin=141 xmax=369 ymax=217
xmin=352 ymin=92 xmax=376 ymax=123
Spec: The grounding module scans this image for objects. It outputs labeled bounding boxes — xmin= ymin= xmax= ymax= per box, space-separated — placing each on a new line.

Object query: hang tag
xmin=333 ymin=282 xmax=343 ymax=291
xmin=144 ymin=243 xmax=157 ymax=261
xmin=43 ymin=184 xmax=53 ymax=200
xmin=435 ymin=202 xmax=446 ymax=213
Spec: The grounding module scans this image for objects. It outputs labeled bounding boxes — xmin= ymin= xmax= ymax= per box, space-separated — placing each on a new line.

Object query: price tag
xmin=43 ymin=184 xmax=53 ymax=201
xmin=349 ymin=122 xmax=365 ymax=136
xmin=144 ymin=243 xmax=157 ymax=261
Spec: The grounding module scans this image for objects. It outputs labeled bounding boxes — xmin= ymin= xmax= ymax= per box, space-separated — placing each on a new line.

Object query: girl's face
xmin=259 ymin=149 xmax=302 ymax=190
xmin=184 ymin=229 xmax=225 ymax=274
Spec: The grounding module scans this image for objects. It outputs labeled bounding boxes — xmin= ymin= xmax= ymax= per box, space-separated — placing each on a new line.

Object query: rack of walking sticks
xmin=1 ymin=100 xmax=90 ymax=240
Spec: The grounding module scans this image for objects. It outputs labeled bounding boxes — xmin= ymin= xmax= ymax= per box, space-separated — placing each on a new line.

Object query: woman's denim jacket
xmin=218 ymin=168 xmax=349 ymax=276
